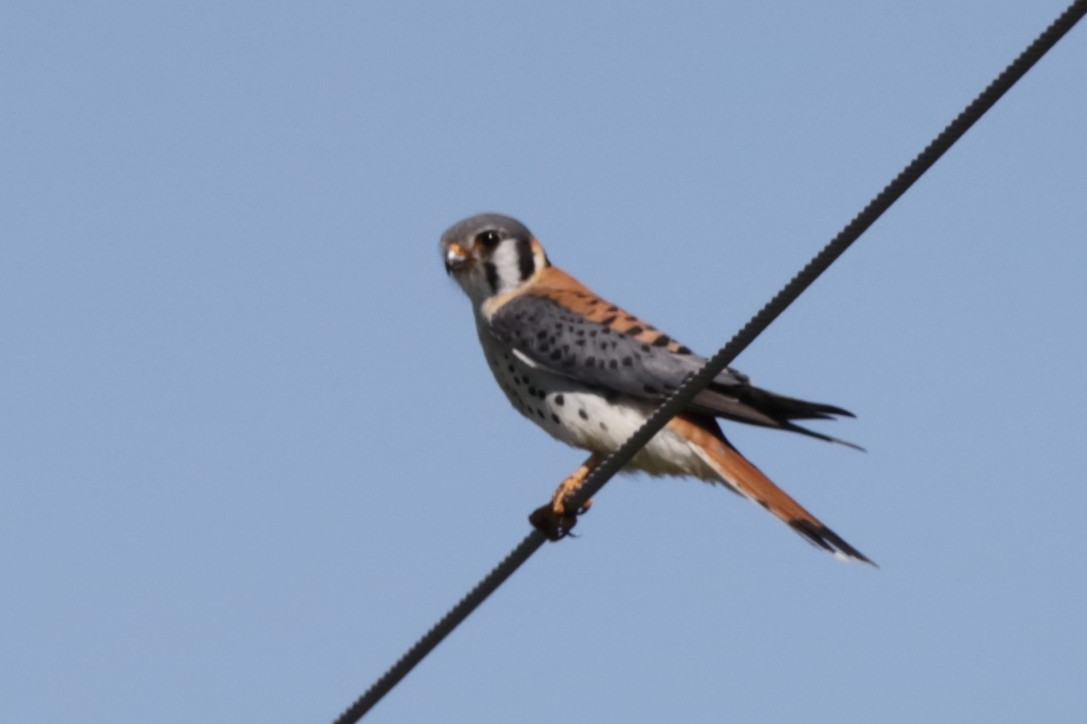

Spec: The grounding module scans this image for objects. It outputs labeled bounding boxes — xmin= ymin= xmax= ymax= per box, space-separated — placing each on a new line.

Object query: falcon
xmin=441 ymin=213 xmax=872 ymax=563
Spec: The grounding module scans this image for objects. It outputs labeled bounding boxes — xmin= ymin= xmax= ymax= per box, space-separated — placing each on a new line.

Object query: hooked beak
xmin=444 ymin=242 xmax=468 ymax=274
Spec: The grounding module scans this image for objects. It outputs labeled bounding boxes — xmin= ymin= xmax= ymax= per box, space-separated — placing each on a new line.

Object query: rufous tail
xmin=673 ymin=417 xmax=874 ymax=564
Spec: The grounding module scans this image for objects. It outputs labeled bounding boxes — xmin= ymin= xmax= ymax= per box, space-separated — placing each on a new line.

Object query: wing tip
xmin=780 ymin=420 xmax=866 ymax=452
xmin=789 ymin=519 xmax=877 ymax=566
xmin=830 ymin=436 xmax=867 ymax=453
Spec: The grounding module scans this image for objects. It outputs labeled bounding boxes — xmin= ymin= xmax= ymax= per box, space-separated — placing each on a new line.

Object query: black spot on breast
xmin=652 ymin=335 xmax=671 ymax=347
xmin=507 ymin=364 xmax=515 ymax=373
xmin=536 ymin=409 xmax=546 ymax=420
xmin=550 ymin=350 xmax=562 ymax=360
xmin=536 ymin=329 xmax=548 ymax=339
xmin=606 ymin=305 xmax=618 ymax=312
xmin=575 ymin=339 xmax=586 ymax=346
xmin=600 ymin=315 xmax=617 ymax=326
xmin=554 ymin=394 xmax=565 ymax=406
xmin=641 ymin=345 xmax=651 ymax=353
xmin=625 ymin=325 xmax=644 ymax=336
xmin=578 ymin=409 xmax=589 ymax=420
xmin=643 ymin=384 xmax=659 ymax=395
xmin=584 ymin=356 xmax=595 ymax=367
xmin=587 ymin=298 xmax=599 ymax=306
xmin=675 ymin=345 xmax=693 ymax=355
xmin=551 ymin=413 xmax=561 ymax=424
xmin=622 ymin=356 xmax=633 ymax=366
xmin=599 ymin=422 xmax=608 ymax=431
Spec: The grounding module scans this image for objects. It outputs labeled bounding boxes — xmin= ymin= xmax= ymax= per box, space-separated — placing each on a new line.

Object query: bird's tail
xmin=670 ymin=417 xmax=873 ymax=564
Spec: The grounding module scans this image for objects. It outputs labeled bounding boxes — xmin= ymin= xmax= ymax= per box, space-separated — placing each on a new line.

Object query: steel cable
xmin=333 ymin=3 xmax=1087 ymax=720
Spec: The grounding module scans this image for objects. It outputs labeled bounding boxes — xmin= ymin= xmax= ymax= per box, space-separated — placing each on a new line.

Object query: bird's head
xmin=440 ymin=213 xmax=550 ymax=306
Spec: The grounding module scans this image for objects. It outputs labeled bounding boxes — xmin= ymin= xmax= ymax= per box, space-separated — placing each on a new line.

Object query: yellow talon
xmin=529 ymin=454 xmax=601 ymax=540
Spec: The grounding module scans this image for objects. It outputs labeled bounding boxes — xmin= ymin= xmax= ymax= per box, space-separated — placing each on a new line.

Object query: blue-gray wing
xmin=488 ymin=294 xmax=859 ymax=444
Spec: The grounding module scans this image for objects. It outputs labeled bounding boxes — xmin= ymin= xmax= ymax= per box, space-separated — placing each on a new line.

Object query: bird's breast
xmin=475 ymin=321 xmax=718 ymax=480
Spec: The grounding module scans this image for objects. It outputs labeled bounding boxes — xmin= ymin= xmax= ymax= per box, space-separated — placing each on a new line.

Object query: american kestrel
xmin=441 ymin=213 xmax=871 ymax=563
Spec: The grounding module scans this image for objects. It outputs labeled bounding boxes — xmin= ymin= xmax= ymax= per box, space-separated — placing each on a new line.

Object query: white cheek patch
xmin=489 ymin=242 xmax=524 ymax=293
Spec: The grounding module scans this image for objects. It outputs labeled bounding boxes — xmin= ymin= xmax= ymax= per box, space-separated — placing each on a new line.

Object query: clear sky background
xmin=3 ymin=3 xmax=1086 ymax=723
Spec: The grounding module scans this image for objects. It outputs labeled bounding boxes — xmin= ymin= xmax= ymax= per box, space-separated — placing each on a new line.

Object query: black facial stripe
xmin=516 ymin=236 xmax=535 ymax=281
xmin=484 ymin=261 xmax=499 ymax=293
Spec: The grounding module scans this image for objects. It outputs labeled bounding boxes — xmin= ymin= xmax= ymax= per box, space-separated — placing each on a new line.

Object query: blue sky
xmin=3 ymin=2 xmax=1086 ymax=722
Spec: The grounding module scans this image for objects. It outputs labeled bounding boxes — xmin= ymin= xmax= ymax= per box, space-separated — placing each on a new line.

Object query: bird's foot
xmin=529 ymin=469 xmax=593 ymax=541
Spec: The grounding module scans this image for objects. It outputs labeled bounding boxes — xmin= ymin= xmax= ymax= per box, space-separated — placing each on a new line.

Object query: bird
xmin=440 ymin=212 xmax=872 ymax=564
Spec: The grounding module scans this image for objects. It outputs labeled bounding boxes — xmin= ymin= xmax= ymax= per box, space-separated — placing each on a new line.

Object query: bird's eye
xmin=476 ymin=230 xmax=501 ymax=249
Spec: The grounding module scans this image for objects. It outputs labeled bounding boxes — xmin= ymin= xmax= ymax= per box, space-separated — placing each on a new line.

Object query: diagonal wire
xmin=565 ymin=0 xmax=1087 ymax=516
xmin=333 ymin=2 xmax=1087 ymax=721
